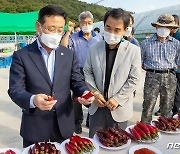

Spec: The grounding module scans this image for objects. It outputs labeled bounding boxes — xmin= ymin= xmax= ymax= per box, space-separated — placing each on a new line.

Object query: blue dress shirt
xmin=30 ymin=38 xmax=56 ymax=108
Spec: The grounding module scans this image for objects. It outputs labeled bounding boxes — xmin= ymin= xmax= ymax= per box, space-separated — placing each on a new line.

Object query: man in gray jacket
xmin=83 ymin=8 xmax=142 ymax=137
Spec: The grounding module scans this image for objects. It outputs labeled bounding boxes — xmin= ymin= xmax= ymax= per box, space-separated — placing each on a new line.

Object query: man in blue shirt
xmin=141 ymin=14 xmax=180 ymax=123
xmin=68 ymin=11 xmax=102 ymax=133
xmin=124 ymin=15 xmax=140 ymax=47
xmin=127 ymin=27 xmax=140 ymax=47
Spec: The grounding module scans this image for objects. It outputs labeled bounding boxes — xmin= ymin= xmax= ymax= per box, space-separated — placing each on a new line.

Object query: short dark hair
xmin=74 ymin=25 xmax=80 ymax=29
xmin=172 ymin=14 xmax=179 ymax=25
xmin=103 ymin=8 xmax=130 ymax=29
xmin=38 ymin=4 xmax=67 ymax=24
xmin=94 ymin=27 xmax=100 ymax=33
xmin=130 ymin=14 xmax=134 ymax=24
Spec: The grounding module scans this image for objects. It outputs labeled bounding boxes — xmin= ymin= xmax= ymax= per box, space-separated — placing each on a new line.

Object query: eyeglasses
xmin=43 ymin=26 xmax=64 ymax=35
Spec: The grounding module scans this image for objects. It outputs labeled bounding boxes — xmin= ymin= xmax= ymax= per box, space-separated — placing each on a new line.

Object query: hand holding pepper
xmin=33 ymin=94 xmax=57 ymax=111
xmin=77 ymin=90 xmax=95 ymax=106
xmin=74 ymin=90 xmax=94 ymax=101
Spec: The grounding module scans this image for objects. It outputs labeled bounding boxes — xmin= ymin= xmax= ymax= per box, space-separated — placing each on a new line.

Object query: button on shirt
xmin=141 ymin=34 xmax=180 ymax=70
xmin=68 ymin=30 xmax=102 ymax=68
xmin=30 ymin=38 xmax=56 ymax=108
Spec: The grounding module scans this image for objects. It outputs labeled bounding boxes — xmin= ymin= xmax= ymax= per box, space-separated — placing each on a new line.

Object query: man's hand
xmin=94 ymin=94 xmax=106 ymax=107
xmin=105 ymin=98 xmax=119 ymax=111
xmin=77 ymin=90 xmax=95 ymax=105
xmin=67 ymin=21 xmax=75 ymax=33
xmin=33 ymin=94 xmax=57 ymax=111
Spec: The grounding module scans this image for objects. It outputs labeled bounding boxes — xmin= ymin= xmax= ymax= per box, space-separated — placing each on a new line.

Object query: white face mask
xmin=103 ymin=31 xmax=122 ymax=45
xmin=125 ymin=27 xmax=132 ymax=37
xmin=81 ymin=25 xmax=93 ymax=33
xmin=157 ymin=27 xmax=170 ymax=38
xmin=40 ymin=32 xmax=62 ymax=49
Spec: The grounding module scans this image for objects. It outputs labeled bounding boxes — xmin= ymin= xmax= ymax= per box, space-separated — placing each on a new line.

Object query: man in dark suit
xmin=8 ymin=4 xmax=94 ymax=148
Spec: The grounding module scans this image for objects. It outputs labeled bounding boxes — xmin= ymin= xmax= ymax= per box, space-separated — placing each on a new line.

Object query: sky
xmin=79 ymin=0 xmax=180 ymax=13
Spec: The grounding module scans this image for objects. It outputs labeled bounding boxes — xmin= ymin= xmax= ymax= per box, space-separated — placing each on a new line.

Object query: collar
xmin=78 ymin=30 xmax=97 ymax=37
xmin=151 ymin=34 xmax=173 ymax=41
xmin=106 ymin=42 xmax=120 ymax=50
xmin=36 ymin=37 xmax=43 ymax=50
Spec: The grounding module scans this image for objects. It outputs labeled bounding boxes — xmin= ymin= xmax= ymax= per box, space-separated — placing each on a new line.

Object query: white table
xmin=98 ymin=133 xmax=180 ymax=154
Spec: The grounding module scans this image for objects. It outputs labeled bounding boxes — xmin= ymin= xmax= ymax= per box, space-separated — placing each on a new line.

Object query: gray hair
xmin=78 ymin=11 xmax=94 ymax=22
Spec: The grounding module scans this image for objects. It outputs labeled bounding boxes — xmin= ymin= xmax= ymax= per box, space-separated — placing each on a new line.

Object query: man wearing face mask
xmin=8 ymin=5 xmax=95 ymax=147
xmin=83 ymin=8 xmax=142 ymax=138
xmin=68 ymin=11 xmax=102 ymax=134
xmin=155 ymin=14 xmax=180 ymax=117
xmin=124 ymin=15 xmax=140 ymax=47
xmin=141 ymin=14 xmax=180 ymax=123
xmin=125 ymin=27 xmax=140 ymax=47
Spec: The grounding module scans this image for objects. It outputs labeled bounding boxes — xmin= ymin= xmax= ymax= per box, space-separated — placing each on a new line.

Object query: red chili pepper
xmin=74 ymin=135 xmax=84 ymax=144
xmin=6 ymin=150 xmax=16 ymax=154
xmin=69 ymin=141 xmax=81 ymax=152
xmin=75 ymin=136 xmax=93 ymax=150
xmin=10 ymin=150 xmax=16 ymax=154
xmin=106 ymin=131 xmax=114 ymax=141
xmin=74 ymin=135 xmax=84 ymax=142
xmin=134 ymin=126 xmax=146 ymax=138
xmin=6 ymin=150 xmax=11 ymax=154
xmin=146 ymin=124 xmax=158 ymax=135
xmin=69 ymin=138 xmax=78 ymax=147
xmin=152 ymin=120 xmax=166 ymax=131
xmin=113 ymin=136 xmax=119 ymax=143
xmin=68 ymin=141 xmax=80 ymax=153
xmin=77 ymin=141 xmax=89 ymax=152
xmin=74 ymin=91 xmax=94 ymax=101
xmin=167 ymin=117 xmax=179 ymax=128
xmin=80 ymin=137 xmax=93 ymax=145
xmin=130 ymin=127 xmax=141 ymax=140
xmin=80 ymin=139 xmax=93 ymax=150
xmin=136 ymin=122 xmax=150 ymax=135
xmin=48 ymin=96 xmax=54 ymax=101
xmin=150 ymin=132 xmax=156 ymax=139
xmin=117 ymin=128 xmax=137 ymax=141
xmin=108 ymin=127 xmax=119 ymax=135
xmin=65 ymin=143 xmax=76 ymax=154
xmin=69 ymin=140 xmax=76 ymax=146
xmin=99 ymin=130 xmax=114 ymax=141
xmin=158 ymin=117 xmax=171 ymax=127
xmin=96 ymin=132 xmax=114 ymax=144
xmin=134 ymin=125 xmax=151 ymax=140
xmin=82 ymin=91 xmax=94 ymax=99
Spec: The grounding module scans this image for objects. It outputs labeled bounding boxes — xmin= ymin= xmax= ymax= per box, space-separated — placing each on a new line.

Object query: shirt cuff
xmin=30 ymin=95 xmax=36 ymax=108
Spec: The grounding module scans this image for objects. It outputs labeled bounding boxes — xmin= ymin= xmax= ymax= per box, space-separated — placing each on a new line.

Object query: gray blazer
xmin=83 ymin=40 xmax=142 ymax=122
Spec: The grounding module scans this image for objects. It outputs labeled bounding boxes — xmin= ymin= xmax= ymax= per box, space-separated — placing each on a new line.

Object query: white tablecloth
xmin=98 ymin=133 xmax=180 ymax=154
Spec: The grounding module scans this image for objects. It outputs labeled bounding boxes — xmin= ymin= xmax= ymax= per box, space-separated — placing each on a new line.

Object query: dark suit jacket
xmin=8 ymin=41 xmax=88 ymax=142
